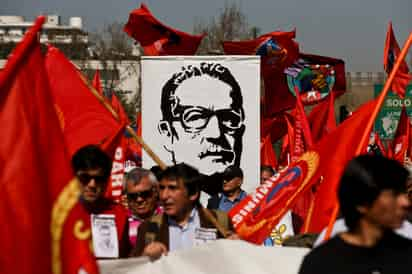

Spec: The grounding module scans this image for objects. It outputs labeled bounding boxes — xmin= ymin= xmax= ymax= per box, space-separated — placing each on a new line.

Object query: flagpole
xmin=80 ymin=73 xmax=167 ymax=170
xmin=324 ymin=31 xmax=412 ymax=241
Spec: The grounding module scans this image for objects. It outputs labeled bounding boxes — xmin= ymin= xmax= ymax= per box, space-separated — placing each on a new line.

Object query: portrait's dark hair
xmin=338 ymin=154 xmax=408 ymax=231
xmin=159 ymin=62 xmax=246 ymax=167
xmin=160 ymin=62 xmax=244 ymax=124
xmin=260 ymin=165 xmax=275 ymax=176
xmin=160 ymin=163 xmax=203 ymax=198
xmin=71 ymin=145 xmax=112 ymax=180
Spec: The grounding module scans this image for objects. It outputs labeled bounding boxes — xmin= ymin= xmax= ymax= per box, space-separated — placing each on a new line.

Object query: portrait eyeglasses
xmin=127 ymin=189 xmax=153 ymax=200
xmin=76 ymin=173 xmax=107 ymax=185
xmin=172 ymin=105 xmax=244 ymax=134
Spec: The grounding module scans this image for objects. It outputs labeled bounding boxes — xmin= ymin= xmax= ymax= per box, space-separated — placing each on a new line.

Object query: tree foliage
xmin=193 ymin=2 xmax=259 ymax=54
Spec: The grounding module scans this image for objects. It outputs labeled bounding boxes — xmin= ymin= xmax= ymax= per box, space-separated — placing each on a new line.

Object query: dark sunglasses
xmin=127 ymin=189 xmax=153 ymax=200
xmin=77 ymin=173 xmax=107 ymax=185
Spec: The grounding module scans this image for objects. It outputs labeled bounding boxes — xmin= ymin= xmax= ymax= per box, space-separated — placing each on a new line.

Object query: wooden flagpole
xmin=80 ymin=73 xmax=167 ymax=170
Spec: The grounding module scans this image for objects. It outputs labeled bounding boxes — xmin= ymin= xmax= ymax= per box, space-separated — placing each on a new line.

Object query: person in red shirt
xmin=72 ymin=145 xmax=131 ymax=258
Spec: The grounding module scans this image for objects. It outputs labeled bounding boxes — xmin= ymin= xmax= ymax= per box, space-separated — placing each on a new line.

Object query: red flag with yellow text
xmin=124 ymin=3 xmax=205 ymax=55
xmin=0 ymin=16 xmax=98 ymax=274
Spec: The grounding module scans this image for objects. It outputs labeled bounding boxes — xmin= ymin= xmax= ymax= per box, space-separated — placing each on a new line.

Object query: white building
xmin=0 ymin=15 xmax=141 ymax=107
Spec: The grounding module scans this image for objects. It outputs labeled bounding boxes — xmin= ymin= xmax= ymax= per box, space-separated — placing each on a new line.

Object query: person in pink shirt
xmin=124 ymin=167 xmax=162 ymax=249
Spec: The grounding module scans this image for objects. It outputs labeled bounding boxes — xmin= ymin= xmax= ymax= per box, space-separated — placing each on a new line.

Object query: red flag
xmin=303 ymin=99 xmax=379 ymax=232
xmin=45 ymin=46 xmax=121 ymax=156
xmin=308 ymin=92 xmax=336 ymax=143
xmin=261 ymin=135 xmax=278 ymax=168
xmin=223 ymin=30 xmax=299 ymax=115
xmin=92 ymin=70 xmax=103 ymax=95
xmin=392 ymin=106 xmax=410 ymax=163
xmin=101 ymin=125 xmax=128 ymax=201
xmin=124 ymin=3 xmax=205 ymax=55
xmin=284 ymin=53 xmax=346 ymax=105
xmin=261 ymin=113 xmax=293 ymax=144
xmin=383 ymin=22 xmax=412 ymax=98
xmin=111 ymin=92 xmax=130 ymax=124
xmin=228 ymin=152 xmax=319 ymax=244
xmin=374 ymin=132 xmax=387 ymax=157
xmin=230 ymin=98 xmax=380 ymax=242
xmin=0 ymin=16 xmax=98 ymax=274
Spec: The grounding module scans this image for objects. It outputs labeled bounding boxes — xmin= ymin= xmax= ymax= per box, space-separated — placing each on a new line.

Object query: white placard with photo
xmin=91 ymin=214 xmax=119 ymax=258
xmin=141 ymin=56 xmax=260 ymax=193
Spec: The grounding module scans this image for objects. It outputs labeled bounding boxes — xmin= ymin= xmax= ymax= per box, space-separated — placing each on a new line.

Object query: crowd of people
xmin=72 ymin=144 xmax=412 ymax=272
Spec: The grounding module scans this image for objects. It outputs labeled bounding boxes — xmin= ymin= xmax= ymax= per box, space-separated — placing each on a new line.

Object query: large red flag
xmin=124 ymin=3 xmax=205 ymax=55
xmin=392 ymin=106 xmax=410 ymax=163
xmin=0 ymin=16 xmax=98 ymax=274
xmin=45 ymin=46 xmax=121 ymax=156
xmin=260 ymin=135 xmax=278 ymax=169
xmin=228 ymin=98 xmax=380 ymax=242
xmin=308 ymin=92 xmax=336 ymax=143
xmin=303 ymin=99 xmax=379 ymax=232
xmin=223 ymin=30 xmax=299 ymax=115
xmin=383 ymin=22 xmax=412 ymax=98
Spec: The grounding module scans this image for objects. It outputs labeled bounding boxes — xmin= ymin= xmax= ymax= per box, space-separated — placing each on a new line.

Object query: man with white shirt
xmin=132 ymin=163 xmax=233 ymax=260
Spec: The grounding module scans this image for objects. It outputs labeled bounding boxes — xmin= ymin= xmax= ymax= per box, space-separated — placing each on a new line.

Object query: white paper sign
xmin=91 ymin=214 xmax=119 ymax=258
xmin=194 ymin=227 xmax=217 ymax=246
xmin=141 ymin=56 xmax=260 ymax=193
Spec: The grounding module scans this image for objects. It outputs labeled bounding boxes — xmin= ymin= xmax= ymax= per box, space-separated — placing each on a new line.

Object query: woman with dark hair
xmin=299 ymin=154 xmax=412 ymax=274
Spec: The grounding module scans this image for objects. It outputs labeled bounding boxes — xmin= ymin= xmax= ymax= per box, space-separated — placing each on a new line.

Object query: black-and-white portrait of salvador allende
xmin=157 ymin=62 xmax=245 ymax=192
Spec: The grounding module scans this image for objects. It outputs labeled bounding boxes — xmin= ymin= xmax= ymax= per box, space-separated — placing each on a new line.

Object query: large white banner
xmin=142 ymin=56 xmax=260 ymax=193
xmin=99 ymin=240 xmax=309 ymax=274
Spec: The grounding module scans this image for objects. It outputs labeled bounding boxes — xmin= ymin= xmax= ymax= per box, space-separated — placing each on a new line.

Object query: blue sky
xmin=2 ymin=0 xmax=411 ymax=71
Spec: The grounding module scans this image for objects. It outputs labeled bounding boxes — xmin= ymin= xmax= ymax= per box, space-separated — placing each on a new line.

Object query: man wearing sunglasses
xmin=72 ymin=145 xmax=130 ymax=258
xmin=124 ymin=167 xmax=162 ymax=249
xmin=158 ymin=62 xmax=245 ymax=178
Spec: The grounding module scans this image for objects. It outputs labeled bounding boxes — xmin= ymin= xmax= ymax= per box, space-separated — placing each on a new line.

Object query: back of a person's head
xmin=71 ymin=145 xmax=112 ymax=179
xmin=338 ymin=154 xmax=408 ymax=230
xmin=161 ymin=163 xmax=202 ymax=196
xmin=260 ymin=165 xmax=275 ymax=176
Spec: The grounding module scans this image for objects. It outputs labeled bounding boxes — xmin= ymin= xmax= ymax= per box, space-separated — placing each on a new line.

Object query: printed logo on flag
xmin=229 ymin=151 xmax=319 ymax=244
xmin=285 ymin=58 xmax=336 ymax=104
xmin=255 ymin=38 xmax=288 ymax=66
